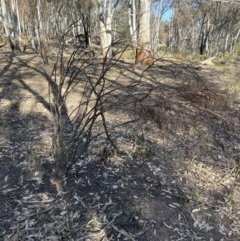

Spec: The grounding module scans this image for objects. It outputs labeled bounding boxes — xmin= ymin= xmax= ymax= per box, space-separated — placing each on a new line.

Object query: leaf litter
xmin=0 ymin=51 xmax=240 ymax=240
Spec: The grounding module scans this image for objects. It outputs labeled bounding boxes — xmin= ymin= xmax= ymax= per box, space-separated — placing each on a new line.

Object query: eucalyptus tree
xmin=0 ymin=0 xmax=21 ymax=51
xmin=128 ymin=0 xmax=137 ymax=51
xmin=11 ymin=0 xmax=21 ymax=50
xmin=167 ymin=1 xmax=190 ymax=53
xmin=150 ymin=0 xmax=172 ymax=56
xmin=1 ymin=0 xmax=10 ymax=37
xmin=128 ymin=0 xmax=153 ymax=64
xmin=195 ymin=0 xmax=240 ymax=55
xmin=96 ymin=0 xmax=119 ymax=59
xmin=209 ymin=1 xmax=240 ymax=54
xmin=170 ymin=0 xmax=240 ymax=55
xmin=73 ymin=0 xmax=94 ymax=48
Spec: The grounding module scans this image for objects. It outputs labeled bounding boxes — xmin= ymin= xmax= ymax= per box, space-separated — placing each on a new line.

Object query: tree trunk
xmin=10 ymin=0 xmax=21 ymax=51
xmin=1 ymin=0 xmax=10 ymax=37
xmin=97 ymin=0 xmax=117 ymax=60
xmin=33 ymin=0 xmax=41 ymax=50
xmin=81 ymin=13 xmax=90 ymax=48
xmin=225 ymin=34 xmax=229 ymax=52
xmin=151 ymin=0 xmax=163 ymax=57
xmin=128 ymin=0 xmax=137 ymax=52
xmin=136 ymin=0 xmax=153 ymax=65
xmin=200 ymin=32 xmax=205 ymax=55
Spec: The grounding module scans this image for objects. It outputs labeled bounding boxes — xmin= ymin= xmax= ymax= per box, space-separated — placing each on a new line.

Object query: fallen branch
xmin=200 ymin=56 xmax=216 ymax=66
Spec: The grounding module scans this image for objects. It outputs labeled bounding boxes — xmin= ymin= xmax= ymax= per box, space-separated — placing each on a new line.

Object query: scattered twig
xmin=111 ymin=224 xmax=136 ymax=241
xmin=16 ymin=207 xmax=54 ymax=223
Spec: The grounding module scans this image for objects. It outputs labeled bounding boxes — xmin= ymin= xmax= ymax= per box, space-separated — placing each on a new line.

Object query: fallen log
xmin=200 ymin=56 xmax=216 ymax=66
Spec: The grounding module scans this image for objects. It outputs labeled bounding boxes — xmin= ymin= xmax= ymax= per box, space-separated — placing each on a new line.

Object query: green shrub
xmin=157 ymin=44 xmax=167 ymax=52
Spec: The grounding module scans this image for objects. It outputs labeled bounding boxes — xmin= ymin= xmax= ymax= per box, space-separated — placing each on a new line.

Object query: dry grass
xmin=115 ymin=48 xmax=135 ymax=60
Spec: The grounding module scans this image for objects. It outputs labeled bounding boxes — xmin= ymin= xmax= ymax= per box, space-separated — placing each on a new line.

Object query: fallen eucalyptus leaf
xmin=60 ymin=211 xmax=67 ymax=216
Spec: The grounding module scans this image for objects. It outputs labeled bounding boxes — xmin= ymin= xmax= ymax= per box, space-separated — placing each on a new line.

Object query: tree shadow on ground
xmin=74 ymin=59 xmax=240 ymax=240
xmin=0 ymin=49 xmax=239 ymax=240
xmin=0 ymin=52 xmax=58 ymax=238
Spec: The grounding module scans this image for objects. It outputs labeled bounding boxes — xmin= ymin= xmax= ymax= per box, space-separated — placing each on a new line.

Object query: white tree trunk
xmin=11 ymin=0 xmax=21 ymax=50
xmin=205 ymin=18 xmax=210 ymax=52
xmin=1 ymin=0 xmax=10 ymax=36
xmin=35 ymin=0 xmax=41 ymax=49
xmin=225 ymin=33 xmax=229 ymax=51
xmin=192 ymin=20 xmax=196 ymax=54
xmin=138 ymin=0 xmax=151 ymax=49
xmin=136 ymin=0 xmax=153 ymax=65
xmin=105 ymin=0 xmax=113 ymax=46
xmin=151 ymin=0 xmax=162 ymax=57
xmin=128 ymin=0 xmax=137 ymax=50
xmin=36 ymin=0 xmax=41 ymax=32
xmin=97 ymin=0 xmax=118 ymax=60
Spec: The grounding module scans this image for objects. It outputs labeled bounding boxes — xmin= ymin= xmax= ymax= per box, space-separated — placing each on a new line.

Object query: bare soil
xmin=0 ymin=46 xmax=240 ymax=241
